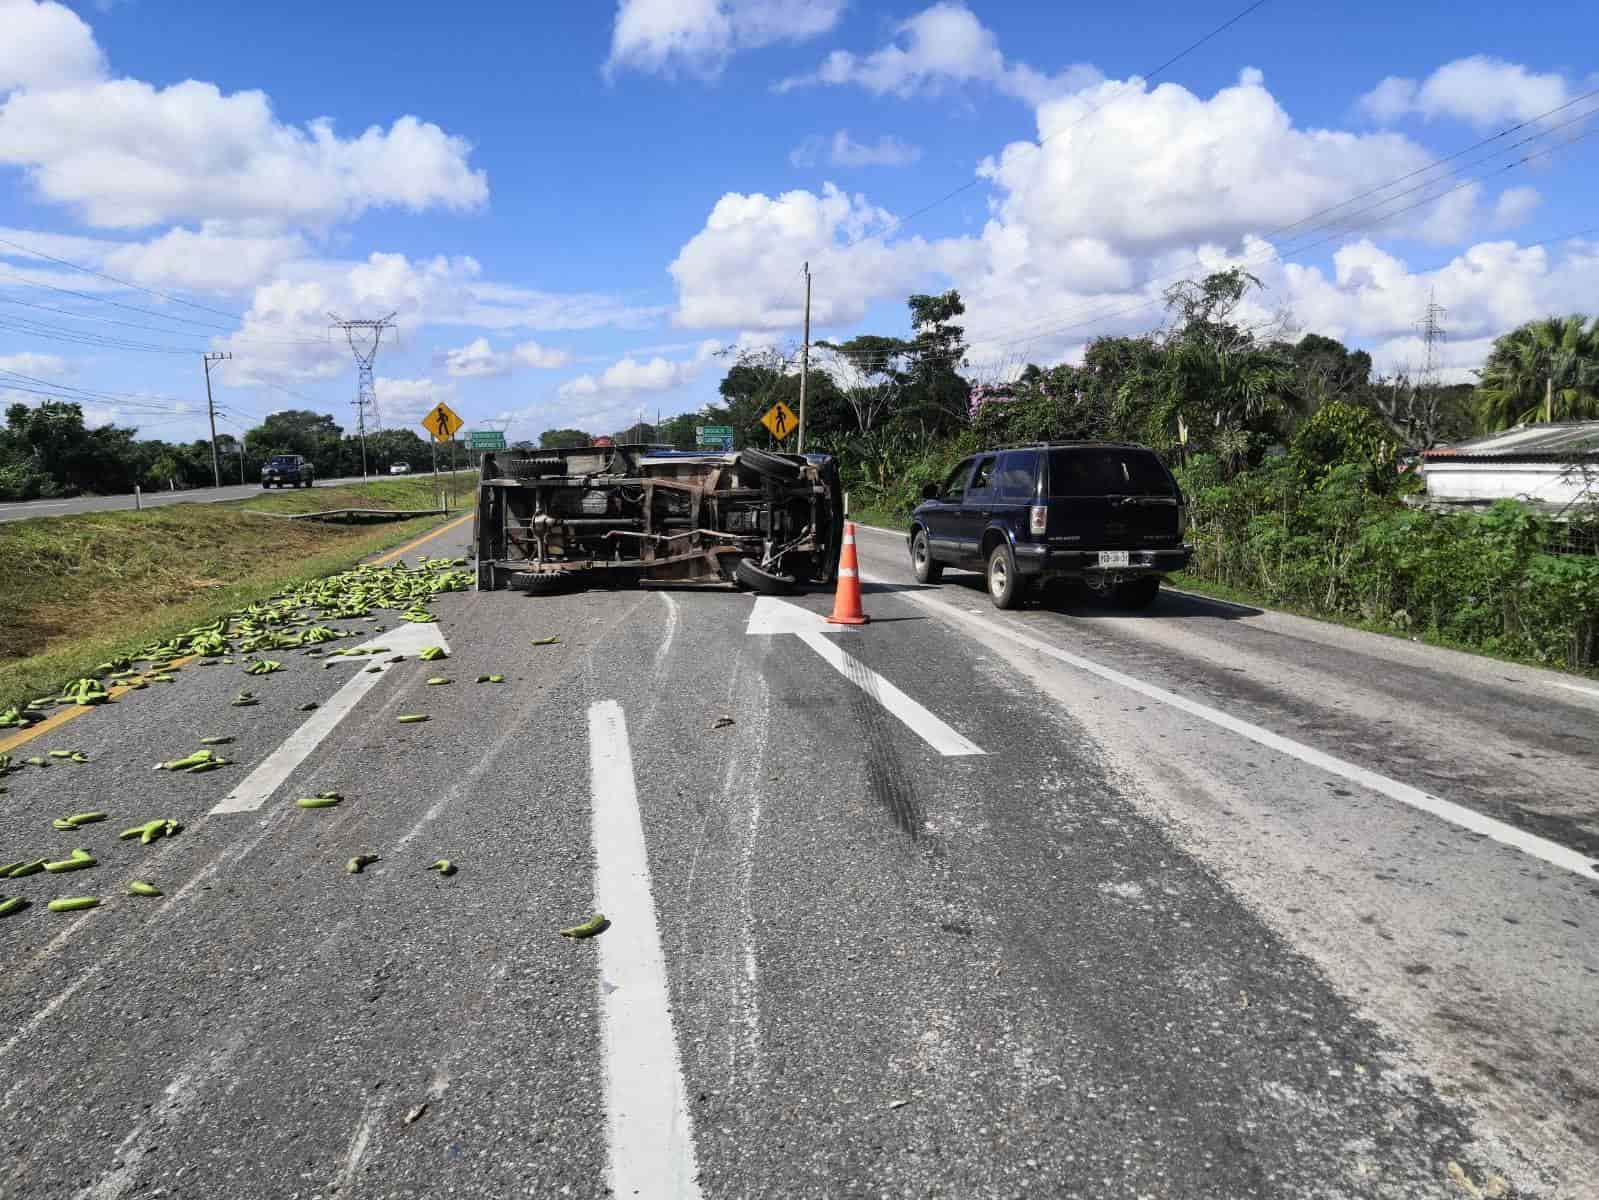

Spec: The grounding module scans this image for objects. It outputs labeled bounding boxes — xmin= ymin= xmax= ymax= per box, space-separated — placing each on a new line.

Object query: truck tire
xmin=509 ymin=571 xmax=584 ymax=595
xmin=735 ymin=558 xmax=796 ymax=595
xmin=736 ymin=448 xmax=803 ymax=483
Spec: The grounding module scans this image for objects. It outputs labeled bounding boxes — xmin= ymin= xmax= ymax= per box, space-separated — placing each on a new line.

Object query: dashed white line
xmin=588 ymin=700 xmax=703 ymax=1200
xmin=211 ymin=621 xmax=448 ymax=815
xmin=1555 ymin=681 xmax=1599 ymax=701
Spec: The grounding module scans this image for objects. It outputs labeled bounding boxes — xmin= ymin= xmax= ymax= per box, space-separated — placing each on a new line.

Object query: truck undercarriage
xmin=472 ymin=444 xmax=844 ymax=594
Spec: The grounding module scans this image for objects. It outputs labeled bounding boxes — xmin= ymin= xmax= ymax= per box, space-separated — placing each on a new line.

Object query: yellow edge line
xmin=2 ymin=511 xmax=472 ymax=754
xmin=1 ymin=654 xmax=199 ymax=754
xmin=371 ymin=511 xmax=473 ymax=566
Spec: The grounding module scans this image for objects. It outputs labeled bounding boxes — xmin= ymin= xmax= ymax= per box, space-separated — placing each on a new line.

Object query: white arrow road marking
xmin=588 ymin=700 xmax=703 ymax=1200
xmin=209 ymin=622 xmax=448 ymax=816
xmin=745 ymin=596 xmax=983 ymax=757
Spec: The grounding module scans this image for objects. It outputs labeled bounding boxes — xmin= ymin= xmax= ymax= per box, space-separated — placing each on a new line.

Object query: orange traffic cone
xmin=827 ymin=522 xmax=870 ymax=625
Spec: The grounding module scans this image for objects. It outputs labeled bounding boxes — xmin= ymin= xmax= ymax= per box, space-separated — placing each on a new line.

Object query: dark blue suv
xmin=908 ymin=442 xmax=1191 ymax=609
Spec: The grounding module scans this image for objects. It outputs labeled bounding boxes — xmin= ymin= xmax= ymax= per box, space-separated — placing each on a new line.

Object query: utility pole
xmin=798 ymin=261 xmax=811 ymax=454
xmin=328 ymin=312 xmax=398 ymax=482
xmin=201 ymin=351 xmax=231 ymax=489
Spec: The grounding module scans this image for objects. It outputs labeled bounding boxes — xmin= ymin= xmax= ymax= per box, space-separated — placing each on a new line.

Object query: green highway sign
xmin=697 ymin=425 xmax=733 ymax=439
xmin=467 ymin=430 xmax=507 ymax=450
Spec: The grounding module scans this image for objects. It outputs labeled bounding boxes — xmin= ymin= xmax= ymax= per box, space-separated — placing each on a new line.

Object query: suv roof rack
xmin=985 ymin=440 xmax=1145 ymax=451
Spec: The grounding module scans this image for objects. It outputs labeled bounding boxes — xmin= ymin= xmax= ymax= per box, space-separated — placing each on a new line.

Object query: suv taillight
xmin=1029 ymin=505 xmax=1047 ymax=535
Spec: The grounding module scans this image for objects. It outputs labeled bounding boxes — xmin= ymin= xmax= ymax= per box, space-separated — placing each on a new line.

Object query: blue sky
xmin=0 ymin=0 xmax=1594 ymax=446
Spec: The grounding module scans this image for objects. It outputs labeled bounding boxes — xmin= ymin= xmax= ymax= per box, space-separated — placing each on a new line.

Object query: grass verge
xmin=1168 ymin=570 xmax=1599 ymax=680
xmin=0 ymin=476 xmax=475 ymax=713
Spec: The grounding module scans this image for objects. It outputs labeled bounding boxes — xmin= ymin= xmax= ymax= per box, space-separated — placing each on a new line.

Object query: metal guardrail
xmin=253 ymin=507 xmax=450 ymax=522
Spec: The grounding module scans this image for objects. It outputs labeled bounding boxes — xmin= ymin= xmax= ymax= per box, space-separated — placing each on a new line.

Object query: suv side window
xmin=994 ymin=451 xmax=1037 ymax=501
xmin=967 ymin=454 xmax=996 ymax=498
xmin=940 ymin=459 xmax=974 ymax=500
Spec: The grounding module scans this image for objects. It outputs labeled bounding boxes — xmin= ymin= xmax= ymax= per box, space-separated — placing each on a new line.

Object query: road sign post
xmin=421 ymin=402 xmax=464 ymax=445
xmin=696 ymin=424 xmax=734 ymax=450
xmin=760 ymin=401 xmax=798 ymax=443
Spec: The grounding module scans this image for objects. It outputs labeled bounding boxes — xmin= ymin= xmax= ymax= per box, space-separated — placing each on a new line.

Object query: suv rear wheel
xmin=911 ymin=529 xmax=942 ymax=583
xmin=986 ymin=541 xmax=1020 ymax=609
xmin=1113 ymin=576 xmax=1160 ymax=610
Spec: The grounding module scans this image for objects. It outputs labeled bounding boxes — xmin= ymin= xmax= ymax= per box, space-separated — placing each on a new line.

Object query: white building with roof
xmin=1421 ymin=423 xmax=1599 ymax=512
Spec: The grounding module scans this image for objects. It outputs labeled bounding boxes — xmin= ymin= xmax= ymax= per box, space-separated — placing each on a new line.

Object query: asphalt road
xmin=2 ymin=517 xmax=1596 ymax=1198
xmin=0 ymin=471 xmax=472 ymax=523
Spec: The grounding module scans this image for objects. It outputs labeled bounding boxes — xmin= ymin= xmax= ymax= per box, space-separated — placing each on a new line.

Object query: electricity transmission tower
xmin=1418 ymin=289 xmax=1447 ymax=392
xmin=328 ymin=312 xmax=397 ymax=481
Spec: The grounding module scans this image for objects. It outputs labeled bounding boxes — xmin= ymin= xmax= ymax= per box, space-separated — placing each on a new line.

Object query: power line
xmin=845 ymin=0 xmax=1273 ymax=248
xmin=0 ymin=232 xmax=247 ymax=322
xmin=975 ymin=122 xmax=1598 ymax=356
xmin=983 ymin=100 xmax=1599 ymax=352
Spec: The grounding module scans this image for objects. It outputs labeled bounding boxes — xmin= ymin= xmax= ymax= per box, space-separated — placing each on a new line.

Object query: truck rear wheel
xmin=735 ymin=558 xmax=796 ymax=595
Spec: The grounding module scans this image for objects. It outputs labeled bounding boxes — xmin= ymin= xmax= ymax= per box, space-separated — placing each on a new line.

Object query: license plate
xmin=1098 ymin=551 xmax=1130 ymax=567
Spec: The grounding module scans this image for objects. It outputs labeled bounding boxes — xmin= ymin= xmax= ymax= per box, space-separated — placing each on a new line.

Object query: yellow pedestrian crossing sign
xmin=421 ymin=401 xmax=463 ymax=444
xmin=760 ymin=400 xmax=798 ymax=441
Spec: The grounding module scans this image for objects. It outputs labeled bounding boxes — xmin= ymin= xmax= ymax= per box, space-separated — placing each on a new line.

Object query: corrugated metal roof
xmin=1424 ymin=421 xmax=1599 ymax=461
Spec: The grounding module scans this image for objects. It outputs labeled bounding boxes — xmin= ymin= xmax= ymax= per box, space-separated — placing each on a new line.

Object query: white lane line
xmin=865 ymin=574 xmax=1599 ymax=883
xmin=588 ymin=700 xmax=703 ymax=1200
xmin=211 ymin=621 xmax=448 ymax=815
xmin=1555 ymin=681 xmax=1599 ymax=700
xmin=795 ymin=631 xmax=984 ymax=757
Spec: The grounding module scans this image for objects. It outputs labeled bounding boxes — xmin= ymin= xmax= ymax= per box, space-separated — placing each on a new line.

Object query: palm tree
xmin=1477 ymin=315 xmax=1599 ymax=430
xmin=1121 ymin=338 xmax=1290 ymax=469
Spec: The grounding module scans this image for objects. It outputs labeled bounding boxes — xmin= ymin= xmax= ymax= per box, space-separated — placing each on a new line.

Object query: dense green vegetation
xmin=0 ymin=402 xmax=440 ymax=501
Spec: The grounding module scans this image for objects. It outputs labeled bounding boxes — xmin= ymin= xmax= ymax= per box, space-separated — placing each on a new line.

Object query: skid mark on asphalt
xmin=589 ymin=699 xmax=704 ymax=1200
xmin=334 ymin=1094 xmax=383 ymax=1193
xmin=73 ymin=1033 xmax=247 ymax=1200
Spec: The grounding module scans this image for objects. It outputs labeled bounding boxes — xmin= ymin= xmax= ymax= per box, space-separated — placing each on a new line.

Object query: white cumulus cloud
xmin=0 ymin=1 xmax=105 ymax=95
xmin=440 ymin=336 xmax=572 ymax=377
xmin=1357 ymin=56 xmax=1574 ymax=129
xmin=775 ymin=2 xmax=1100 ymax=105
xmin=790 ymin=130 xmax=923 ymax=168
xmin=0 ymin=350 xmax=70 ymax=377
xmin=558 ymin=340 xmax=722 ymax=400
xmin=371 ymin=376 xmax=458 ymax=427
xmin=606 ymin=0 xmax=845 ymax=80
xmin=0 ymin=80 xmax=489 ymax=230
xmin=669 ymin=183 xmax=944 ymax=329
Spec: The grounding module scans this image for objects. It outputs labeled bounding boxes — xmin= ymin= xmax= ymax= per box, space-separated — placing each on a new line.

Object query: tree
xmin=612 ymin=421 xmax=656 ymax=444
xmin=1476 ymin=314 xmax=1599 ymax=429
xmin=540 ymin=428 xmax=592 ymax=449
xmin=813 ymin=337 xmax=908 ymax=435
xmin=244 ymin=410 xmax=343 ymax=475
xmin=904 ymin=290 xmax=971 ymax=433
xmin=1160 ymin=267 xmax=1260 ymax=353
xmin=1119 ymin=271 xmax=1291 ymax=465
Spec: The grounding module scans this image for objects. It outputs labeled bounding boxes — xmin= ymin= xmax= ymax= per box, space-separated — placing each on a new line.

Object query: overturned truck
xmin=473 ymin=444 xmax=844 ymax=594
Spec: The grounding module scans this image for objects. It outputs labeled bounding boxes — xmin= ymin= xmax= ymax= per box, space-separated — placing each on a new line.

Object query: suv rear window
xmin=994 ymin=451 xmax=1037 ymax=500
xmin=1048 ymin=448 xmax=1172 ymax=497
